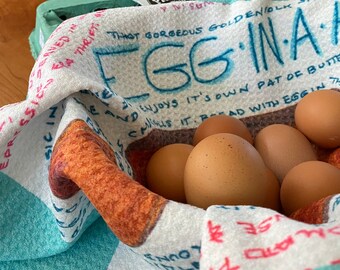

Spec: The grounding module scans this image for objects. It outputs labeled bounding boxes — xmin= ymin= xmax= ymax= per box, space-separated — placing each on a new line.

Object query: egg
xmin=280 ymin=160 xmax=340 ymax=216
xmin=254 ymin=124 xmax=317 ymax=182
xmin=184 ymin=133 xmax=269 ymax=209
xmin=262 ymin=168 xmax=281 ymax=211
xmin=193 ymin=115 xmax=253 ymax=146
xmin=295 ymin=89 xmax=340 ymax=148
xmin=146 ymin=143 xmax=194 ymax=203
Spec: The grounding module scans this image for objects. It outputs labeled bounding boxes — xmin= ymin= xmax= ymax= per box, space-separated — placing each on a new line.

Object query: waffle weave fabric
xmin=0 ymin=1 xmax=340 ymax=269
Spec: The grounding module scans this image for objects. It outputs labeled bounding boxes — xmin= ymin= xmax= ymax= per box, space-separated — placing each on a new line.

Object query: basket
xmin=1 ymin=1 xmax=340 ymax=269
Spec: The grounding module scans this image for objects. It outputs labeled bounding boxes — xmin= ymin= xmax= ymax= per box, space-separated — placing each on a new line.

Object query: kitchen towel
xmin=1 ymin=1 xmax=340 ymax=269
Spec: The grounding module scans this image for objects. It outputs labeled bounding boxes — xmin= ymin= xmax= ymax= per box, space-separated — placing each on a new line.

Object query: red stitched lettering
xmin=0 ymin=121 xmax=5 ymax=132
xmin=7 ymin=138 xmax=15 ymax=147
xmin=24 ymin=107 xmax=36 ymax=118
xmin=54 ymin=40 xmax=63 ymax=48
xmin=94 ymin=10 xmax=105 ymax=17
xmin=43 ymin=51 xmax=52 ymax=58
xmin=44 ymin=78 xmax=54 ymax=89
xmin=19 ymin=118 xmax=30 ymax=126
xmin=218 ymin=257 xmax=240 ymax=270
xmin=60 ymin=36 xmax=70 ymax=42
xmin=237 ymin=214 xmax=284 ymax=235
xmin=0 ymin=160 xmax=9 ymax=170
xmin=296 ymin=228 xmax=326 ymax=239
xmin=209 ymin=257 xmax=240 ymax=270
xmin=38 ymin=57 xmax=47 ymax=67
xmin=69 ymin=23 xmax=77 ymax=33
xmin=29 ymin=79 xmax=34 ymax=89
xmin=207 ymin=220 xmax=224 ymax=243
xmin=331 ymin=259 xmax=340 ymax=265
xmin=244 ymin=235 xmax=294 ymax=259
xmin=30 ymin=69 xmax=35 ymax=78
xmin=328 ymin=225 xmax=340 ymax=235
xmin=244 ymin=247 xmax=278 ymax=259
xmin=89 ymin=27 xmax=96 ymax=37
xmin=257 ymin=217 xmax=273 ymax=233
xmin=37 ymin=69 xmax=42 ymax=79
xmin=52 ymin=62 xmax=64 ymax=70
xmin=237 ymin=221 xmax=257 ymax=235
xmin=74 ymin=23 xmax=100 ymax=55
xmin=274 ymin=235 xmax=294 ymax=252
xmin=36 ymin=90 xmax=44 ymax=99
xmin=54 ymin=36 xmax=70 ymax=47
xmin=78 ymin=14 xmax=87 ymax=20
xmin=52 ymin=59 xmax=74 ymax=70
xmin=4 ymin=149 xmax=11 ymax=158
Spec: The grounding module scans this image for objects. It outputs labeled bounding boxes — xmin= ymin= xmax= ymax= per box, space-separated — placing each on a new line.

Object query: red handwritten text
xmin=332 ymin=259 xmax=340 ymax=265
xmin=210 ymin=257 xmax=241 ymax=270
xmin=0 ymin=116 xmax=13 ymax=133
xmin=94 ymin=9 xmax=106 ymax=18
xmin=244 ymin=225 xmax=340 ymax=260
xmin=237 ymin=214 xmax=284 ymax=235
xmin=19 ymin=77 xmax=53 ymax=128
xmin=36 ymin=78 xmax=54 ymax=99
xmin=52 ymin=58 xmax=75 ymax=70
xmin=160 ymin=2 xmax=217 ymax=12
xmin=0 ymin=130 xmax=20 ymax=170
xmin=244 ymin=235 xmax=294 ymax=259
xmin=297 ymin=225 xmax=340 ymax=238
xmin=207 ymin=220 xmax=224 ymax=243
xmin=43 ymin=36 xmax=71 ymax=58
xmin=74 ymin=23 xmax=100 ymax=55
xmin=68 ymin=23 xmax=78 ymax=34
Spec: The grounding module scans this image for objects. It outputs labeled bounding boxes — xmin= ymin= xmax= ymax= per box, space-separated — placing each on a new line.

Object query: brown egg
xmin=295 ymin=90 xmax=340 ymax=148
xmin=146 ymin=143 xmax=194 ymax=203
xmin=262 ymin=168 xmax=281 ymax=211
xmin=184 ymin=133 xmax=269 ymax=209
xmin=193 ymin=115 xmax=253 ymax=145
xmin=254 ymin=124 xmax=317 ymax=182
xmin=280 ymin=161 xmax=340 ymax=216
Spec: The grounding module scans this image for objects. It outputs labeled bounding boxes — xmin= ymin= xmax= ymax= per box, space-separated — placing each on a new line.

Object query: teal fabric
xmin=0 ymin=215 xmax=119 ymax=270
xmin=316 ymin=266 xmax=340 ymax=270
xmin=0 ymin=172 xmax=119 ymax=267
xmin=0 ymin=172 xmax=70 ymax=261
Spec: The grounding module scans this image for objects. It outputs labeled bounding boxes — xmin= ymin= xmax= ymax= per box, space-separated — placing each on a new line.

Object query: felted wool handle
xmin=49 ymin=119 xmax=167 ymax=247
xmin=289 ymin=195 xmax=335 ymax=224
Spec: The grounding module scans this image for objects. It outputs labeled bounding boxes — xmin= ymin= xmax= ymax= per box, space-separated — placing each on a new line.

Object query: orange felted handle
xmin=289 ymin=195 xmax=334 ymax=224
xmin=49 ymin=119 xmax=168 ymax=247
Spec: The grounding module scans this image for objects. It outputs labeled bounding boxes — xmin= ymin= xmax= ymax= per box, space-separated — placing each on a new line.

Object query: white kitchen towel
xmin=0 ymin=1 xmax=340 ymax=269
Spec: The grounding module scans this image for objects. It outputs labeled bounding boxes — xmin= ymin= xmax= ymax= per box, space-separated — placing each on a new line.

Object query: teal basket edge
xmin=29 ymin=0 xmax=140 ymax=59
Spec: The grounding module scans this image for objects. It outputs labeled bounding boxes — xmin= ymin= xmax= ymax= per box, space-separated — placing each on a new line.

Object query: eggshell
xmin=184 ymin=133 xmax=268 ymax=209
xmin=280 ymin=160 xmax=340 ymax=215
xmin=295 ymin=90 xmax=340 ymax=148
xmin=262 ymin=168 xmax=281 ymax=211
xmin=193 ymin=115 xmax=253 ymax=145
xmin=254 ymin=124 xmax=317 ymax=182
xmin=146 ymin=143 xmax=194 ymax=203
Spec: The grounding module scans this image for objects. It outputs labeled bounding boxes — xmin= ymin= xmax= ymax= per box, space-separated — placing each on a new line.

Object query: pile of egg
xmin=145 ymin=90 xmax=340 ymax=216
